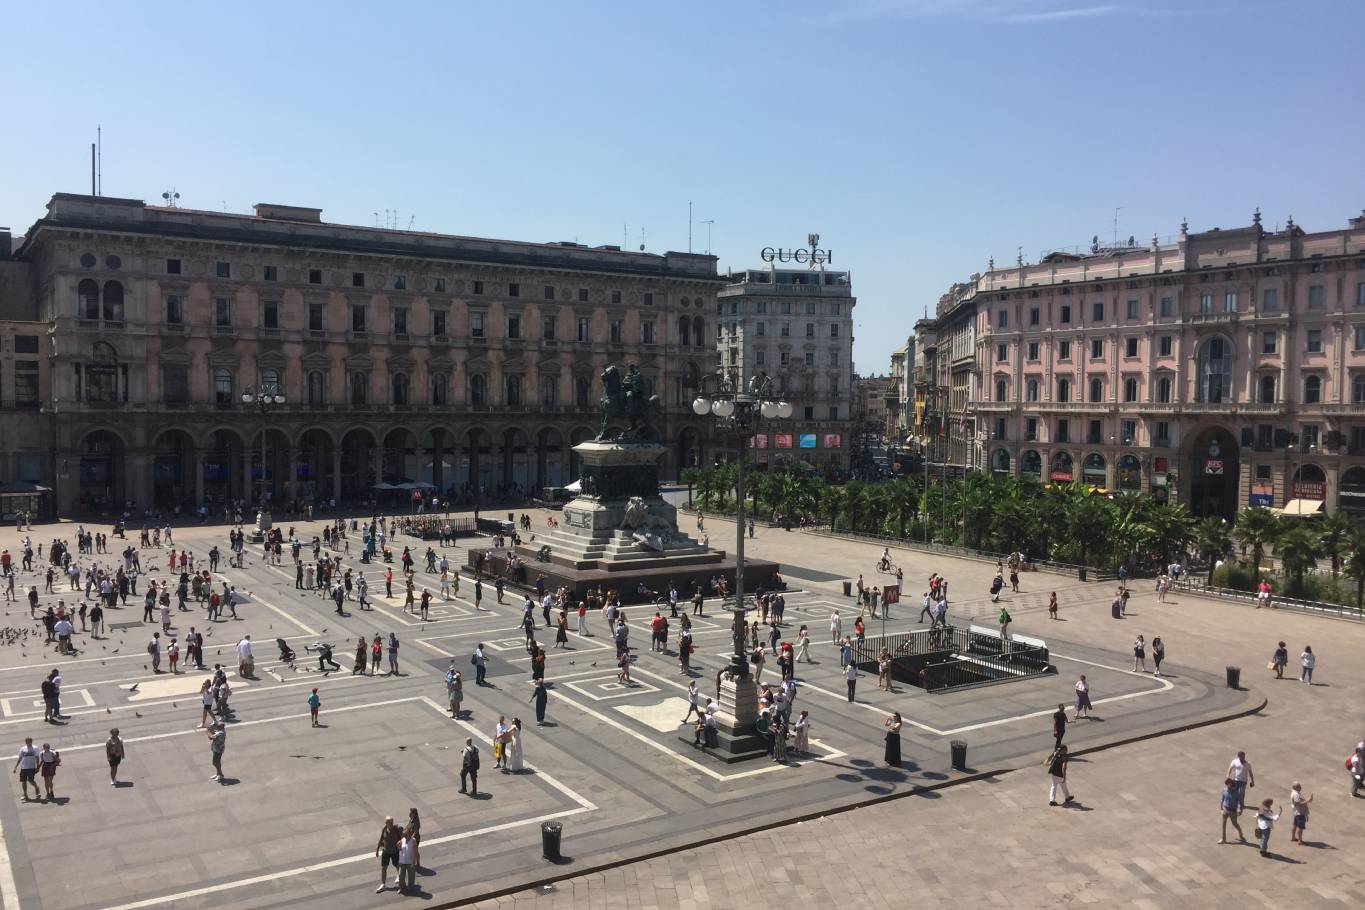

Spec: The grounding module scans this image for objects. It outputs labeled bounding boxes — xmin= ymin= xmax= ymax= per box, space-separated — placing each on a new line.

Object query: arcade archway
xmin=1186 ymin=426 xmax=1239 ymax=520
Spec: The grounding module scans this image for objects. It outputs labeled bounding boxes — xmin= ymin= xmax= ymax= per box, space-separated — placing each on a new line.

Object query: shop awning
xmin=1275 ymin=499 xmax=1325 ymax=517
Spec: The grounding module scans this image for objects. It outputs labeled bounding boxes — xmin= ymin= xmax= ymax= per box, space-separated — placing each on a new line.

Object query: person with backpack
xmin=990 ymin=572 xmax=1004 ymax=603
xmin=999 ymin=607 xmax=1012 ymax=640
xmin=459 ymin=737 xmax=479 ymax=795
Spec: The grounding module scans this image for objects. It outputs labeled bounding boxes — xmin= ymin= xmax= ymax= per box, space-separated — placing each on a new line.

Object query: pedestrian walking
xmin=1228 ymin=751 xmax=1255 ymax=810
xmin=446 ymin=663 xmax=463 ymax=717
xmin=845 ymin=660 xmax=857 ymax=702
xmin=793 ymin=709 xmax=811 ymax=753
xmin=1048 ymin=591 xmax=1058 ymax=619
xmin=199 ymin=679 xmax=215 ymax=727
xmin=1044 ymin=744 xmax=1073 ymax=806
xmin=38 ymin=743 xmax=60 ymax=801
xmin=884 ymin=712 xmax=902 ymax=766
xmin=396 ymin=827 xmax=417 ymax=894
xmin=207 ymin=722 xmax=226 ymax=781
xmin=1254 ymin=798 xmax=1280 ymax=856
xmin=1133 ymin=634 xmax=1146 ymax=672
xmin=459 ymin=737 xmax=479 ymax=795
xmin=13 ymin=737 xmax=40 ymax=801
xmin=998 ymin=606 xmax=1011 ymax=640
xmin=1289 ymin=782 xmax=1312 ymax=844
xmin=1073 ymin=675 xmax=1092 ymax=719
xmin=1219 ymin=776 xmax=1247 ymax=843
xmin=308 ymin=688 xmax=321 ymax=727
xmin=375 ymin=816 xmax=402 ymax=893
xmin=1052 ymin=704 xmax=1067 ymax=748
xmin=1152 ymin=636 xmax=1165 ymax=677
xmin=1270 ymin=641 xmax=1288 ymax=679
xmin=531 ymin=678 xmax=548 ymax=726
xmin=1300 ymin=645 xmax=1315 ymax=684
xmin=370 ymin=635 xmax=383 ymax=675
xmin=105 ymin=728 xmax=124 ymax=785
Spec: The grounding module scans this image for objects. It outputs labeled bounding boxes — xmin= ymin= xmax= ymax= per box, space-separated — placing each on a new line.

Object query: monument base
xmin=679 ymin=673 xmax=768 ymax=763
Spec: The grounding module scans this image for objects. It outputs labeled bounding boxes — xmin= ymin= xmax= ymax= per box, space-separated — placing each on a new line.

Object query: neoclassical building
xmin=11 ymin=194 xmax=724 ymax=515
xmin=967 ymin=210 xmax=1365 ymax=517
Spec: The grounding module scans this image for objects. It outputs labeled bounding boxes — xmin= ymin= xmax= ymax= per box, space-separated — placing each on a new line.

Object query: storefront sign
xmin=1049 ymin=470 xmax=1073 ymax=482
xmin=1248 ymin=492 xmax=1274 ymax=507
xmin=1293 ymin=481 xmax=1326 ymax=500
xmin=761 ymin=246 xmax=833 ymax=265
xmin=823 ymin=433 xmax=843 ymax=449
xmin=774 ymin=433 xmax=794 ymax=450
xmin=752 ymin=434 xmax=769 ymax=449
xmin=1204 ymin=459 xmax=1224 ymax=475
xmin=798 ymin=433 xmax=817 ymax=449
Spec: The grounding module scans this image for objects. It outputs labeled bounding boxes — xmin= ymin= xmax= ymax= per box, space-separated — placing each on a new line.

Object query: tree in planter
xmin=1343 ymin=529 xmax=1365 ymax=611
xmin=1316 ymin=509 xmax=1355 ymax=577
xmin=1194 ymin=516 xmax=1233 ymax=586
xmin=1232 ymin=506 xmax=1280 ymax=583
xmin=1275 ymin=524 xmax=1321 ymax=596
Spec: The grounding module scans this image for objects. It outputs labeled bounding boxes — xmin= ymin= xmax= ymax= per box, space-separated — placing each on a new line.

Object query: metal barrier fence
xmin=1173 ymin=578 xmax=1365 ymax=622
xmin=855 ymin=628 xmax=1053 ymax=693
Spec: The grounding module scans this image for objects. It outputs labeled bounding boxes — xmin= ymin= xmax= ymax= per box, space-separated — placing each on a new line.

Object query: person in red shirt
xmin=385 ymin=566 xmax=394 ymax=599
xmin=650 ymin=612 xmax=666 ymax=652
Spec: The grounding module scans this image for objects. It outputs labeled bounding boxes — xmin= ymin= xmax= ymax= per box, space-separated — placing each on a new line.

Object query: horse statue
xmin=597 ymin=364 xmax=659 ymax=441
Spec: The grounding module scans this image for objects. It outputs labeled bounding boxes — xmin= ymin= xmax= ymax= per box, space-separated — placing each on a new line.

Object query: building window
xmin=214 ymin=369 xmax=235 ymax=405
xmin=1092 ymin=301 xmax=1104 ymax=322
xmin=507 ymin=282 xmax=520 ymax=298
xmin=1056 ymin=419 xmax=1070 ymax=443
xmin=995 ymin=378 xmax=1007 ymax=402
xmin=644 ymin=292 xmax=653 ymax=306
xmin=102 ymin=281 xmax=124 ymax=322
xmin=1196 ymin=337 xmax=1231 ymax=403
xmin=1025 ymin=417 xmax=1038 ymax=441
xmin=1122 ymin=419 xmax=1137 ymax=444
xmin=610 ymin=290 xmax=621 ymax=305
xmin=828 ymin=406 xmax=839 ymax=420
xmin=1126 ymin=299 xmax=1138 ymax=320
xmin=506 ymin=314 xmax=521 ymax=339
xmin=1060 ymin=304 xmax=1071 ymax=324
xmin=996 ymin=343 xmax=1007 ymax=362
xmin=393 ymin=307 xmax=408 ymax=335
xmin=994 ymin=418 xmax=1005 ymax=440
xmin=804 ymin=301 xmax=816 ymax=315
xmin=505 ymin=375 xmax=521 ymax=406
xmin=307 ymin=371 xmax=325 ymax=406
xmin=803 ymin=406 xmax=814 ymax=420
xmin=804 ymin=352 xmax=815 ymax=367
xmin=756 ymin=349 xmax=766 ymax=366
xmin=433 ymin=310 xmax=448 ymax=337
xmin=1089 ymin=377 xmax=1103 ymax=402
xmin=997 ymin=310 xmax=1008 ymax=328
xmin=431 ymin=372 xmax=449 ymax=406
xmin=1257 ymin=425 xmax=1273 ymax=449
xmin=577 ymin=288 xmax=589 ymax=303
xmin=1123 ymin=377 xmax=1138 ymax=402
xmin=1057 ymin=378 xmax=1071 ymax=402
xmin=542 ymin=315 xmax=556 ymax=340
xmin=392 ymin=373 xmax=409 ymax=405
xmin=780 ymin=352 xmax=790 ymax=366
xmin=1263 ymin=331 xmax=1277 ymax=354
xmin=543 ymin=285 xmax=555 ymax=300
xmin=830 ymin=323 xmax=839 ymax=338
xmin=351 ymin=305 xmax=367 ymax=333
xmin=578 ymin=317 xmax=591 ymax=343
xmin=1308 ymin=285 xmax=1325 ymax=309
xmin=350 ymin=372 xmax=369 ymax=405
xmin=1258 ymin=375 xmax=1276 ymax=404
xmin=1029 ymin=307 xmax=1040 ymax=326
xmin=1302 ymin=424 xmax=1320 ymax=450
xmin=12 ymin=360 xmax=38 ymax=406
xmin=352 ymin=272 xmax=365 ymax=288
xmin=780 ymin=322 xmax=790 ymax=338
xmin=610 ymin=320 xmax=623 ymax=344
xmin=1087 ymin=420 xmax=1102 ymax=445
xmin=263 ymin=300 xmax=279 ymax=330
xmin=392 ymin=275 xmax=407 ymax=291
xmin=471 ymin=312 xmax=485 ymax=338
xmin=1091 ymin=339 xmax=1103 ymax=359
xmin=1199 ymin=293 xmax=1213 ymax=314
xmin=261 ymin=264 xmax=277 ymax=281
xmin=1159 ymin=296 xmax=1173 ymax=317
xmin=1262 ymin=288 xmax=1279 ymax=311
xmin=15 ymin=335 xmax=38 ymax=354
xmin=693 ymin=317 xmax=704 ymax=346
xmin=434 ymin=278 xmax=446 ymax=293
xmin=828 ymin=302 xmax=840 ymax=316
xmin=780 ymin=302 xmax=791 ymax=315
xmin=1157 ymin=376 xmax=1172 ymax=403
xmin=540 ymin=375 xmax=557 ymax=406
xmin=308 ymin=269 xmax=322 ymax=285
xmin=1223 ymin=291 xmax=1237 ymax=313
xmin=1306 ymin=330 xmax=1322 ymax=353
xmin=642 ymin=322 xmax=655 ymax=344
xmin=1352 ymin=374 xmax=1365 ymax=404
xmin=756 ymin=321 xmax=766 ymax=337
xmin=1058 ymin=340 xmax=1071 ymax=360
xmin=166 ymin=258 xmax=182 ymax=275
xmin=1026 ymin=378 xmax=1039 ymax=402
xmin=214 ymin=297 xmax=232 ymax=328
xmin=163 ymin=365 xmax=189 ymax=405
xmin=1355 ymin=325 xmax=1365 ymax=350
xmin=216 ymin=262 xmax=231 ymax=279
xmin=1159 ymin=335 xmax=1172 ymax=356
xmin=575 ymin=376 xmax=591 ymax=409
xmin=165 ymin=294 xmax=184 ymax=325
xmin=1027 ymin=342 xmax=1039 ymax=361
xmin=1303 ymin=375 xmax=1321 ymax=404
xmin=805 ymin=323 xmax=815 ymax=338
xmin=78 ymin=279 xmax=100 ymax=319
xmin=1155 ymin=421 xmax=1171 ymax=444
xmin=308 ymin=303 xmax=324 ymax=331
xmin=469 ymin=374 xmax=487 ymax=407
xmin=472 ymin=280 xmax=484 ymax=295
xmin=1125 ymin=337 xmax=1138 ymax=358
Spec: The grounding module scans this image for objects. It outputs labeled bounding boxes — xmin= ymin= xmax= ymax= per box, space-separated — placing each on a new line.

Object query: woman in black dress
xmin=884 ymin=711 xmax=902 ymax=766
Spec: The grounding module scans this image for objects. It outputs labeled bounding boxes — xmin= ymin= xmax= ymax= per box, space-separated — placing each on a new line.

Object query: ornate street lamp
xmin=691 ymin=371 xmax=792 ymax=679
xmin=241 ymin=384 xmax=286 ymax=508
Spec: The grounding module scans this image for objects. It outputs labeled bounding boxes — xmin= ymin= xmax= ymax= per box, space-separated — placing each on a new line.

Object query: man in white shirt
xmin=54 ymin=617 xmax=74 ymax=654
xmin=1227 ymin=750 xmax=1255 ymax=811
xmin=237 ymin=635 xmax=254 ymax=678
xmin=13 ymin=737 xmax=40 ymax=801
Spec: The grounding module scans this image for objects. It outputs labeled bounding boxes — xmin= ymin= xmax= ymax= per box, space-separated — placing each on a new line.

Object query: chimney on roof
xmin=253 ymin=203 xmax=322 ymax=223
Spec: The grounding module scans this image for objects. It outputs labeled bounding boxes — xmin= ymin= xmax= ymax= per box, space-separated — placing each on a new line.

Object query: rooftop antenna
xmin=701 ymin=219 xmax=715 ymax=255
xmin=639 ymin=226 xmax=646 ymax=252
xmin=1113 ymin=206 xmax=1121 ymax=246
xmin=161 ymin=189 xmax=180 ymax=208
xmin=623 ymin=223 xmax=628 ymax=249
xmin=688 ymin=201 xmax=692 ymax=253
xmin=96 ymin=125 xmax=102 ymax=196
xmin=374 ymin=212 xmax=380 ymax=227
xmin=407 ymin=214 xmax=415 ymax=230
xmin=90 ymin=142 xmax=96 ymax=196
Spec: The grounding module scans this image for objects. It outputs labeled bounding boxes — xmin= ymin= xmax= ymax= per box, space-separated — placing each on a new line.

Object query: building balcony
xmin=1032 ymin=401 xmax=1112 ymax=413
xmin=1186 ymin=311 xmax=1241 ymax=326
xmin=972 ymin=401 xmax=1016 ymax=413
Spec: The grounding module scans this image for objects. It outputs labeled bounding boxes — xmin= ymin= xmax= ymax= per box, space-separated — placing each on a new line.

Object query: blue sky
xmin=3 ymin=1 xmax=1362 ymax=373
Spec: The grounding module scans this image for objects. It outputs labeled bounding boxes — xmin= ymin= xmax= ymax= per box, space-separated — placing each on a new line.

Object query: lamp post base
xmin=680 ymin=671 xmax=767 ymax=763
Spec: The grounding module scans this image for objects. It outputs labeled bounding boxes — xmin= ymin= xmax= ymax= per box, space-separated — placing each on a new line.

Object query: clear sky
xmin=3 ymin=1 xmax=1362 ymax=374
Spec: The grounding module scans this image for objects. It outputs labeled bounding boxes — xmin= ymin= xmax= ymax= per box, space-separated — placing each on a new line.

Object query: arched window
xmin=259 ymin=367 xmax=282 ymax=395
xmin=1259 ymin=375 xmax=1276 ymax=404
xmin=1021 ymin=450 xmax=1042 ymax=476
xmin=1353 ymin=375 xmax=1365 ymax=404
xmin=470 ymin=374 xmax=487 ymax=407
xmin=1026 ymin=378 xmax=1039 ymax=402
xmin=392 ymin=372 xmax=409 ymax=405
xmin=102 ymin=281 xmax=124 ymax=322
xmin=1123 ymin=377 xmax=1138 ymax=402
xmin=1157 ymin=376 xmax=1172 ymax=403
xmin=214 ymin=368 xmax=235 ymax=405
xmin=1050 ymin=450 xmax=1074 ymax=480
xmin=431 ymin=372 xmax=449 ymax=406
xmin=78 ymin=279 xmax=100 ymax=320
xmin=88 ymin=342 xmax=119 ymax=403
xmin=1303 ymin=374 xmax=1321 ymax=404
xmin=991 ymin=448 xmax=1011 ymax=473
xmin=575 ymin=376 xmax=591 ymax=409
xmin=307 ymin=371 xmax=325 ymax=406
xmin=678 ymin=315 xmax=691 ymax=347
xmin=505 ymin=374 xmax=522 ymax=406
xmin=1089 ymin=376 xmax=1104 ymax=402
xmin=1057 ymin=378 xmax=1071 ymax=402
xmin=350 ymin=371 xmax=369 ymax=406
xmin=540 ymin=374 xmax=557 ymax=406
xmin=692 ymin=316 xmax=704 ymax=347
xmin=995 ymin=378 xmax=1007 ymax=402
xmin=1196 ymin=337 xmax=1232 ymax=403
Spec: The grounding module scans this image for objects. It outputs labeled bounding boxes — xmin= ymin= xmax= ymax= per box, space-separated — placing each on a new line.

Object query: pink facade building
xmin=968 ymin=210 xmax=1365 ymax=518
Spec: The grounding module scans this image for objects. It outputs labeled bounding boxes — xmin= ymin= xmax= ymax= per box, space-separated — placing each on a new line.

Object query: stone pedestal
xmin=681 ymin=671 xmax=767 ymax=763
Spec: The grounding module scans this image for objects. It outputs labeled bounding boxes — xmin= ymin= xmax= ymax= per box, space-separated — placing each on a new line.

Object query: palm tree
xmin=1109 ymin=496 xmax=1154 ymax=575
xmin=884 ymin=476 xmax=920 ymax=539
xmin=821 ymin=485 xmax=848 ymax=531
xmin=843 ymin=481 xmax=870 ymax=533
xmin=1233 ymin=506 xmax=1280 ymax=582
xmin=1194 ymin=516 xmax=1233 ymax=586
xmin=680 ymin=466 xmax=702 ymax=510
xmin=1065 ymin=486 xmax=1115 ymax=571
xmin=1275 ymin=525 xmax=1321 ymax=595
xmin=1143 ymin=502 xmax=1196 ymax=568
xmin=1316 ymin=510 xmax=1355 ymax=577
xmin=695 ymin=467 xmax=718 ymax=511
xmin=1343 ymin=529 xmax=1365 ymax=611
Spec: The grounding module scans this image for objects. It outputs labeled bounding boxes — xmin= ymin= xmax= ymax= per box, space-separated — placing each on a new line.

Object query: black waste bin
xmin=541 ymin=821 xmax=562 ymax=860
xmin=842 ymin=580 xmax=853 ymax=597
xmin=950 ymin=739 xmax=967 ymax=771
xmin=1225 ymin=665 xmax=1241 ymax=690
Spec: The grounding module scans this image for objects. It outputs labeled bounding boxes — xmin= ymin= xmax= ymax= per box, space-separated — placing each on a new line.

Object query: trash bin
xmin=541 ymin=821 xmax=562 ymax=860
xmin=950 ymin=739 xmax=967 ymax=771
xmin=1225 ymin=665 xmax=1241 ymax=690
xmin=842 ymin=580 xmax=853 ymax=597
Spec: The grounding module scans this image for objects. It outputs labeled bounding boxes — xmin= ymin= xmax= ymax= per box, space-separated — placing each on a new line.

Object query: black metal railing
xmin=920 ymin=644 xmax=1052 ymax=693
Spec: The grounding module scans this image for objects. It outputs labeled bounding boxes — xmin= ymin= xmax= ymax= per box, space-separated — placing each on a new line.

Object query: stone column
xmin=286 ymin=447 xmax=300 ymax=504
xmin=241 ymin=449 xmax=253 ymax=504
xmin=331 ymin=447 xmax=342 ymax=503
xmin=193 ymin=448 xmax=204 ymax=508
xmin=372 ymin=445 xmax=383 ymax=490
xmin=127 ymin=452 xmax=153 ymax=513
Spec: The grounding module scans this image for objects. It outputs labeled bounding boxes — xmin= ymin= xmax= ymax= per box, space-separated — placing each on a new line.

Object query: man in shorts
xmin=375 ymin=816 xmax=402 ymax=892
xmin=13 ymin=737 xmax=40 ymax=801
xmin=1218 ymin=777 xmax=1246 ymax=843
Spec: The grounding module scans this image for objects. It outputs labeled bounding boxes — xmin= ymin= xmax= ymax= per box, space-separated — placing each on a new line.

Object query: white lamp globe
xmin=778 ymin=401 xmax=793 ymax=419
xmin=760 ymin=401 xmax=778 ymax=419
xmin=274 ymin=394 xmax=286 ymax=404
xmin=714 ymin=399 xmax=735 ymax=419
xmin=240 ymin=392 xmax=253 ymax=404
xmin=692 ymin=397 xmax=711 ymax=416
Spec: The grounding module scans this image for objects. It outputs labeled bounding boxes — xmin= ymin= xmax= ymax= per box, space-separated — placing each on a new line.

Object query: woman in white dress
xmin=795 ymin=625 xmax=812 ymax=663
xmin=507 ymin=717 xmax=525 ymax=772
xmin=829 ymin=610 xmax=842 ymax=644
xmin=792 ymin=709 xmax=811 ymax=753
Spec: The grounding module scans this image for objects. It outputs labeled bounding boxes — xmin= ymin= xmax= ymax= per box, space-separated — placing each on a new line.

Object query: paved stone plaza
xmin=0 ymin=511 xmax=1359 ymax=910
